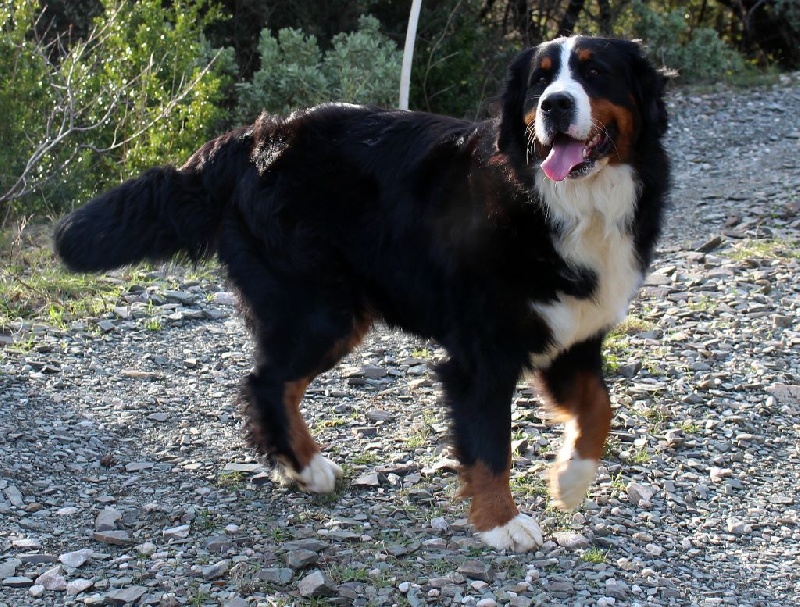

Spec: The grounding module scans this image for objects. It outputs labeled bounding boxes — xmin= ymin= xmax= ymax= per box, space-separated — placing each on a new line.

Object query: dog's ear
xmin=619 ymin=40 xmax=668 ymax=137
xmin=498 ymin=47 xmax=536 ymax=153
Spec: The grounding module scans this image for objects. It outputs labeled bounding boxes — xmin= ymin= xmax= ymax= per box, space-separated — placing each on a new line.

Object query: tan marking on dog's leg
xmin=280 ymin=378 xmax=342 ymax=493
xmin=546 ymin=372 xmax=610 ymax=509
xmin=459 ymin=462 xmax=543 ymax=552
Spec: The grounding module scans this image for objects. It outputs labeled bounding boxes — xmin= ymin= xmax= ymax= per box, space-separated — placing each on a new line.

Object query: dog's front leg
xmin=438 ymin=357 xmax=543 ymax=552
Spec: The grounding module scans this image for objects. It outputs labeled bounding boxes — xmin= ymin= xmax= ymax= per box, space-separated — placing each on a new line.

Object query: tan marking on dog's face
xmin=458 ymin=461 xmax=518 ymax=532
xmin=589 ymin=98 xmax=637 ymax=165
xmin=577 ymin=48 xmax=593 ymax=62
xmin=539 ymin=55 xmax=552 ymax=71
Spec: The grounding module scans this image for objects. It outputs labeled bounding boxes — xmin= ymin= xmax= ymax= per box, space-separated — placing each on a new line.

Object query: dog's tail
xmin=54 ymin=128 xmax=250 ymax=272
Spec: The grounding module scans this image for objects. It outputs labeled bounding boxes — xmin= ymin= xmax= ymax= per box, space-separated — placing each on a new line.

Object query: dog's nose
xmin=540 ymin=92 xmax=575 ymax=131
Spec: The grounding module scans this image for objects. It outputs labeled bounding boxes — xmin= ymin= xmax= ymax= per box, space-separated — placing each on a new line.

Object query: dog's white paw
xmin=285 ymin=453 xmax=343 ymax=493
xmin=476 ymin=513 xmax=543 ymax=552
xmin=549 ymin=458 xmax=597 ymax=509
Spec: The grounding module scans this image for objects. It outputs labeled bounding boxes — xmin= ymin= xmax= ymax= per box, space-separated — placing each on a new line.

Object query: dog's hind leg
xmin=240 ymin=311 xmax=372 ymax=493
xmin=536 ymin=336 xmax=610 ymax=509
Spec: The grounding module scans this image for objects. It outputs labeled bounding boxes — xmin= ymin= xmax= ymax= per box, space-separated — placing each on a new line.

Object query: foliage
xmin=236 ymin=15 xmax=401 ymax=121
xmin=626 ymin=1 xmax=747 ymax=82
xmin=410 ymin=0 xmax=514 ymax=119
xmin=0 ymin=0 xmax=234 ymax=223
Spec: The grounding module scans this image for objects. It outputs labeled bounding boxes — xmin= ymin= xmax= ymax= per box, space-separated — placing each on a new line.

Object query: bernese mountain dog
xmin=54 ymin=35 xmax=669 ymax=552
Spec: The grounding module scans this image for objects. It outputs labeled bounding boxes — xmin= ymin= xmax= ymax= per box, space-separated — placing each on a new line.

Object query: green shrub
xmin=0 ymin=0 xmax=235 ymax=222
xmin=235 ymin=15 xmax=401 ymax=121
xmin=629 ymin=1 xmax=746 ymax=82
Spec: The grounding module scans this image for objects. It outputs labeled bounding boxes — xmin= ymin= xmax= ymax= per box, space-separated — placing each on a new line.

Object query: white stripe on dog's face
xmin=534 ymin=37 xmax=593 ymax=145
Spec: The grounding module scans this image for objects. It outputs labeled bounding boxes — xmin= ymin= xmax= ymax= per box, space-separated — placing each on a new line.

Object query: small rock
xmin=476 ymin=599 xmax=498 ymax=607
xmin=256 ymin=567 xmax=293 ymax=585
xmin=29 ymin=584 xmax=45 ymax=597
xmin=202 ymin=560 xmax=229 ymax=580
xmin=59 ymin=548 xmax=93 ymax=568
xmin=626 ymin=482 xmax=656 ymax=507
xmin=106 ymin=585 xmax=148 ymax=606
xmin=136 ymin=541 xmax=157 ymax=556
xmin=709 ymin=467 xmax=732 ymax=483
xmin=362 ymin=365 xmax=387 ymax=379
xmin=4 ymin=484 xmax=24 ymax=507
xmin=726 ymin=518 xmax=753 ymax=535
xmin=95 ymin=507 xmax=122 ymax=531
xmin=553 ymin=531 xmax=590 ymax=549
xmin=125 ymin=461 xmax=153 ymax=472
xmin=284 ymin=549 xmax=318 ymax=569
xmin=163 ymin=523 xmax=191 ymax=540
xmin=297 ymin=571 xmax=337 ymax=597
xmin=34 ymin=565 xmax=66 ymax=591
xmin=214 ymin=291 xmax=237 ymax=306
xmin=3 ymin=576 xmax=34 ymax=588
xmin=694 ymin=235 xmax=723 ymax=253
xmin=92 ymin=530 xmax=133 ymax=545
xmin=457 ymin=560 xmax=495 ymax=583
xmin=430 ymin=516 xmax=449 ymax=531
xmin=353 ymin=471 xmax=381 ymax=487
xmin=206 ymin=535 xmax=233 ymax=554
xmin=66 ymin=578 xmax=93 ymax=595
xmin=0 ymin=558 xmax=21 ymax=579
xmin=97 ymin=319 xmax=116 ymax=332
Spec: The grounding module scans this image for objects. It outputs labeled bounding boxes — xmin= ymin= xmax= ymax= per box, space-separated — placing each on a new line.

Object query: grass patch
xmin=581 ymin=546 xmax=608 ymax=564
xmin=725 ymin=238 xmax=800 ymax=261
xmin=510 ymin=474 xmax=549 ymax=499
xmin=0 ymin=222 xmax=161 ymax=331
xmin=1 ymin=226 xmax=115 ymax=327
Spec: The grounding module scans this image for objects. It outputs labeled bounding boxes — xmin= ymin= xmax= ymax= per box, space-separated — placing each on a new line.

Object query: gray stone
xmin=626 ymin=482 xmax=656 ymax=507
xmin=60 ymin=548 xmax=93 ymax=568
xmin=284 ymin=549 xmax=318 ymax=569
xmin=105 ymin=585 xmax=148 ymax=605
xmin=162 ymin=523 xmax=190 ymax=540
xmin=553 ymin=531 xmax=591 ymax=549
xmin=457 ymin=560 xmax=495 ymax=583
xmin=66 ymin=578 xmax=93 ymax=595
xmin=95 ymin=507 xmax=122 ymax=531
xmin=201 ymin=559 xmax=229 ymax=580
xmin=297 ymin=571 xmax=337 ymax=597
xmin=92 ymin=530 xmax=133 ymax=546
xmin=206 ymin=535 xmax=233 ymax=554
xmin=2 ymin=576 xmax=33 ymax=588
xmin=4 ymin=484 xmax=24 ymax=508
xmin=0 ymin=559 xmax=21 ymax=580
xmin=34 ymin=565 xmax=66 ymax=591
xmin=353 ymin=471 xmax=381 ymax=486
xmin=256 ymin=567 xmax=293 ymax=585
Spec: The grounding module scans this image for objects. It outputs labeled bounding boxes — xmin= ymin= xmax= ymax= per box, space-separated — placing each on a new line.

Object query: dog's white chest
xmin=530 ymin=166 xmax=643 ymax=367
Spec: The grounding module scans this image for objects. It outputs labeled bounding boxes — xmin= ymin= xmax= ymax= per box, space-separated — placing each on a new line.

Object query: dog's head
xmin=498 ymin=36 xmax=667 ymax=182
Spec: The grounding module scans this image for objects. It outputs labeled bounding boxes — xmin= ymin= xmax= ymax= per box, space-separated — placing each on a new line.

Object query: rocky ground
xmin=1 ymin=75 xmax=798 ymax=607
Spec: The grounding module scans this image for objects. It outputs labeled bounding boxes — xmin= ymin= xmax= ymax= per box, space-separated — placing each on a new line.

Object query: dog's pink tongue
xmin=541 ymin=137 xmax=585 ymax=181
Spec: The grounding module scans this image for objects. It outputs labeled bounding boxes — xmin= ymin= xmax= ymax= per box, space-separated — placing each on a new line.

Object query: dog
xmin=54 ymin=35 xmax=669 ymax=552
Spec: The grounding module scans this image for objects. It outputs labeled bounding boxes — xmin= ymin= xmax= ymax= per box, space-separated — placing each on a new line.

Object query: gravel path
xmin=1 ymin=76 xmax=799 ymax=607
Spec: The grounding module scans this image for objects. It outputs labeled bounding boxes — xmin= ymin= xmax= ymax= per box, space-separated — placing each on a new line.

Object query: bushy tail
xmin=54 ymin=130 xmax=247 ymax=272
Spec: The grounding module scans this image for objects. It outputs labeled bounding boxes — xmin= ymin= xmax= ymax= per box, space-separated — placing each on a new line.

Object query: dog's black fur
xmin=55 ymin=36 xmax=669 ymax=548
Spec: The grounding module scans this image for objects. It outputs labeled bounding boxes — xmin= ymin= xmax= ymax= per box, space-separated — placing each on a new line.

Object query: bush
xmin=0 ymin=0 xmax=235 ymax=223
xmin=629 ymin=1 xmax=747 ymax=82
xmin=235 ymin=15 xmax=401 ymax=121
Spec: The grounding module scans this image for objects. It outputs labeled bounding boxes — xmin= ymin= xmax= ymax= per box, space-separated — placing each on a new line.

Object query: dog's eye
xmin=533 ymin=74 xmax=549 ymax=87
xmin=585 ymin=65 xmax=604 ymax=79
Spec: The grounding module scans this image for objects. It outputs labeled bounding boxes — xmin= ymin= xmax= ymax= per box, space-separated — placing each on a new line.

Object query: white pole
xmin=399 ymin=0 xmax=422 ymax=110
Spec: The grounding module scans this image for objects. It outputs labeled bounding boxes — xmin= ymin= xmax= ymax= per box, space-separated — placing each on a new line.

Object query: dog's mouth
xmin=540 ymin=127 xmax=615 ymax=182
